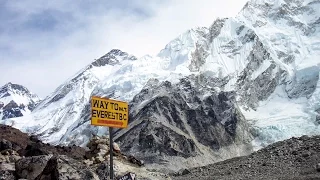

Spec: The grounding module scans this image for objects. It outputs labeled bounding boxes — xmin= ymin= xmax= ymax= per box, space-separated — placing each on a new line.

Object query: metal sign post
xmin=109 ymin=127 xmax=114 ymax=180
xmin=90 ymin=96 xmax=129 ymax=180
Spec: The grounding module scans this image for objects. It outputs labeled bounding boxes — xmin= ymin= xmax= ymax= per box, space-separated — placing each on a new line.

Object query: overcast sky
xmin=0 ymin=0 xmax=248 ymax=98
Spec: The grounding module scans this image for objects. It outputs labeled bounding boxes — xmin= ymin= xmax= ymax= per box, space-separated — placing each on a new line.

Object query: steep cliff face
xmin=115 ymin=76 xmax=252 ymax=164
xmin=234 ymin=0 xmax=320 ymax=149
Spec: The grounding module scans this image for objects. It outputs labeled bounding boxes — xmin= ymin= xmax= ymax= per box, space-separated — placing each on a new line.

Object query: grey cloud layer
xmin=0 ymin=0 xmax=247 ymax=97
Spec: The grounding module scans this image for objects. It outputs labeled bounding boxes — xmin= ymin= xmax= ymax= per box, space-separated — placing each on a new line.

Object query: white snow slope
xmin=1 ymin=0 xmax=320 ymax=165
xmin=0 ymin=82 xmax=40 ymax=120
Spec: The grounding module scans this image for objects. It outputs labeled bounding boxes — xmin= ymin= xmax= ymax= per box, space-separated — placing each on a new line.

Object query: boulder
xmin=87 ymin=141 xmax=97 ymax=150
xmin=0 ymin=162 xmax=16 ymax=180
xmin=98 ymin=149 xmax=108 ymax=155
xmin=8 ymin=154 xmax=21 ymax=163
xmin=85 ymin=136 xmax=113 ymax=165
xmin=0 ymin=162 xmax=15 ymax=171
xmin=128 ymin=155 xmax=144 ymax=167
xmin=118 ymin=172 xmax=136 ymax=180
xmin=95 ymin=156 xmax=105 ymax=163
xmin=0 ymin=139 xmax=12 ymax=151
xmin=0 ymin=150 xmax=21 ymax=163
xmin=1 ymin=149 xmax=19 ymax=157
xmin=176 ymin=168 xmax=191 ymax=176
xmin=95 ymin=138 xmax=109 ymax=145
xmin=83 ymin=159 xmax=94 ymax=166
xmin=15 ymin=155 xmax=52 ymax=180
xmin=0 ymin=170 xmax=15 ymax=180
xmin=35 ymin=155 xmax=99 ymax=180
xmin=97 ymin=144 xmax=109 ymax=151
xmin=24 ymin=143 xmax=52 ymax=157
xmin=96 ymin=162 xmax=110 ymax=180
xmin=85 ymin=151 xmax=95 ymax=159
xmin=316 ymin=163 xmax=320 ymax=172
xmin=113 ymin=142 xmax=121 ymax=153
xmin=0 ymin=154 xmax=6 ymax=162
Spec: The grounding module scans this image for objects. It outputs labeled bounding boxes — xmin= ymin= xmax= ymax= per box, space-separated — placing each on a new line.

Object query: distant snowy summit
xmin=91 ymin=49 xmax=137 ymax=67
xmin=0 ymin=82 xmax=40 ymax=120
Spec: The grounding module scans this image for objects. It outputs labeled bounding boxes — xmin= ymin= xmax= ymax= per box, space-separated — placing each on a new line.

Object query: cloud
xmin=0 ymin=0 xmax=248 ymax=98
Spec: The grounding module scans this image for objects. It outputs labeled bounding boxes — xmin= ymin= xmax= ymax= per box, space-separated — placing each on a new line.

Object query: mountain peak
xmin=91 ymin=49 xmax=137 ymax=67
xmin=5 ymin=82 xmax=12 ymax=85
xmin=108 ymin=49 xmax=128 ymax=56
xmin=0 ymin=83 xmax=40 ymax=120
xmin=0 ymin=82 xmax=30 ymax=95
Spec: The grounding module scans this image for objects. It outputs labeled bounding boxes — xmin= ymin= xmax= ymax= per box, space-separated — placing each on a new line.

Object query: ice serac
xmin=0 ymin=83 xmax=40 ymax=120
xmin=3 ymin=49 xmax=136 ymax=145
xmin=234 ymin=0 xmax=320 ymax=149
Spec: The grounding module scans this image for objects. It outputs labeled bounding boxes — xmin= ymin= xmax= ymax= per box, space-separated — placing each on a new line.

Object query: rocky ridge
xmin=0 ymin=124 xmax=169 ymax=180
xmin=173 ymin=135 xmax=320 ymax=180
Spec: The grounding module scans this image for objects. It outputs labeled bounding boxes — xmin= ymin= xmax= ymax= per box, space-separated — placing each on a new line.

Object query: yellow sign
xmin=91 ymin=96 xmax=129 ymax=128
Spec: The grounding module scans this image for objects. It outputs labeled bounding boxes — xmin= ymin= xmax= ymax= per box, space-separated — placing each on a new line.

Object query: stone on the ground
xmin=83 ymin=159 xmax=94 ymax=166
xmin=118 ymin=172 xmax=137 ymax=180
xmin=0 ymin=150 xmax=21 ymax=163
xmin=85 ymin=151 xmax=94 ymax=159
xmin=96 ymin=162 xmax=111 ymax=180
xmin=0 ymin=139 xmax=12 ymax=151
xmin=95 ymin=139 xmax=108 ymax=145
xmin=35 ymin=155 xmax=100 ymax=180
xmin=177 ymin=169 xmax=191 ymax=176
xmin=0 ymin=163 xmax=16 ymax=180
xmin=95 ymin=156 xmax=105 ymax=163
xmin=15 ymin=155 xmax=52 ymax=180
xmin=0 ymin=170 xmax=15 ymax=180
xmin=316 ymin=163 xmax=320 ymax=172
xmin=0 ymin=154 xmax=6 ymax=162
xmin=0 ymin=163 xmax=15 ymax=171
xmin=128 ymin=155 xmax=144 ymax=166
xmin=97 ymin=144 xmax=109 ymax=151
xmin=113 ymin=142 xmax=121 ymax=153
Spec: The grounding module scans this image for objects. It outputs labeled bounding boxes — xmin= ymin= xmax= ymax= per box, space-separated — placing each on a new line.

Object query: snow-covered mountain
xmin=2 ymin=0 xmax=320 ymax=170
xmin=2 ymin=49 xmax=136 ymax=142
xmin=0 ymin=82 xmax=40 ymax=120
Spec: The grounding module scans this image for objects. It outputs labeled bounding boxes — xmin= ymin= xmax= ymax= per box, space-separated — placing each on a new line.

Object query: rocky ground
xmin=172 ymin=135 xmax=320 ymax=180
xmin=0 ymin=124 xmax=85 ymax=160
xmin=2 ymin=124 xmax=320 ymax=180
xmin=0 ymin=124 xmax=169 ymax=180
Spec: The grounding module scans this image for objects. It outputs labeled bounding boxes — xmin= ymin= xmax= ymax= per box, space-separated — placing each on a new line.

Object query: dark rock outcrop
xmin=16 ymin=155 xmax=52 ymax=180
xmin=0 ymin=125 xmax=151 ymax=180
xmin=116 ymin=75 xmax=252 ymax=163
xmin=0 ymin=124 xmax=85 ymax=160
xmin=0 ymin=139 xmax=12 ymax=151
xmin=35 ymin=155 xmax=100 ymax=180
xmin=2 ymin=100 xmax=24 ymax=119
